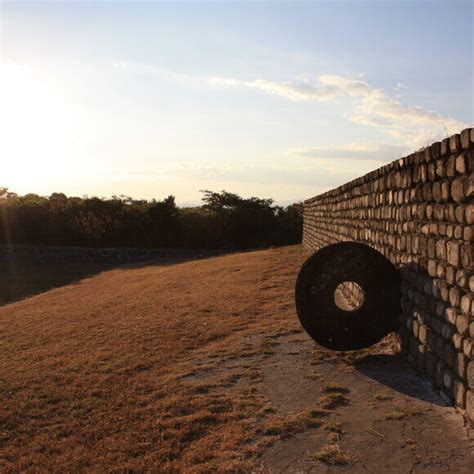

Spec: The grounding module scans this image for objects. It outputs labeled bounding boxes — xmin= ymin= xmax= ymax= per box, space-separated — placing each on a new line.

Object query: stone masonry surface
xmin=303 ymin=129 xmax=474 ymax=421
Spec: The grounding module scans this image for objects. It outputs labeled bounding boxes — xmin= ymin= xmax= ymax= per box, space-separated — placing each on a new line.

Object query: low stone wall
xmin=303 ymin=129 xmax=474 ymax=420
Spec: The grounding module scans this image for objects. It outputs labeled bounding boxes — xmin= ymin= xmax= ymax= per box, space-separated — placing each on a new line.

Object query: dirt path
xmin=181 ymin=328 xmax=473 ymax=472
xmin=260 ymin=332 xmax=473 ymax=472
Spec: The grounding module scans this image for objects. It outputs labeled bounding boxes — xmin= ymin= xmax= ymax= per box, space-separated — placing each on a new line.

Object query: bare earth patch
xmin=0 ymin=245 xmax=472 ymax=472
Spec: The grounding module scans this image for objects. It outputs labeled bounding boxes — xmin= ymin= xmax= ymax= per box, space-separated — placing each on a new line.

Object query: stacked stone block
xmin=303 ymin=129 xmax=474 ymax=420
xmin=337 ymin=281 xmax=365 ymax=310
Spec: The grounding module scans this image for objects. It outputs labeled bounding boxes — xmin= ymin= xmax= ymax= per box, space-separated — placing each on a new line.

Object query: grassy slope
xmin=0 ymin=246 xmax=306 ymax=472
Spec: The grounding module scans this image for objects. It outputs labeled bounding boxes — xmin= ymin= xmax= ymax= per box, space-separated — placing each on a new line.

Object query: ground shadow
xmin=0 ymin=247 xmax=232 ymax=307
xmin=354 ymin=352 xmax=448 ymax=407
xmin=335 ymin=257 xmax=449 ymax=407
xmin=0 ymin=261 xmax=114 ymax=306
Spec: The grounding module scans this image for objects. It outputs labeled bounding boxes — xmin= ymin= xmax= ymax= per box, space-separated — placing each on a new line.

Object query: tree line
xmin=0 ymin=188 xmax=302 ymax=249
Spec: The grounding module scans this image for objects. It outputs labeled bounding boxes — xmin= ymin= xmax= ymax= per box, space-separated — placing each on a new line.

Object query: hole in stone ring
xmin=334 ymin=281 xmax=365 ymax=312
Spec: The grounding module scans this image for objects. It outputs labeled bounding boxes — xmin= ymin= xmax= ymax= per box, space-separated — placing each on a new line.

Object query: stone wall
xmin=336 ymin=281 xmax=365 ymax=311
xmin=303 ymin=128 xmax=474 ymax=420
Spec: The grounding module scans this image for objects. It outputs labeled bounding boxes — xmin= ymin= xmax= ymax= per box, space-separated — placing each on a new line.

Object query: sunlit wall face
xmin=0 ymin=1 xmax=472 ymax=204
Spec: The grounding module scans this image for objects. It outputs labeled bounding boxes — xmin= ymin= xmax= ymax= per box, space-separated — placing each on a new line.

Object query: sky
xmin=0 ymin=0 xmax=473 ymax=205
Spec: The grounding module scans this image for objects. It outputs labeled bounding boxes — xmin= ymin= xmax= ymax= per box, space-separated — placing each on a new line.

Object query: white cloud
xmin=353 ymin=89 xmax=463 ymax=131
xmin=114 ymin=59 xmax=471 ymax=152
xmin=104 ymin=160 xmax=355 ymax=190
xmin=209 ymin=74 xmax=371 ymax=102
xmin=113 ymin=60 xmax=161 ymax=75
xmin=394 ymin=82 xmax=408 ymax=92
xmin=113 ymin=60 xmax=198 ymax=86
xmin=289 ymin=142 xmax=406 ymax=162
xmin=210 ymin=73 xmax=470 ymax=149
xmin=319 ymin=74 xmax=372 ymax=97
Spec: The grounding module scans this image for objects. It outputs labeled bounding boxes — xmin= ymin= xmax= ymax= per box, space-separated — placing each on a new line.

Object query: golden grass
xmin=321 ymin=382 xmax=349 ymax=394
xmin=262 ymin=409 xmax=323 ymax=439
xmin=384 ymin=406 xmax=419 ymax=420
xmin=312 ymin=444 xmax=349 ymax=466
xmin=323 ymin=421 xmax=344 ymax=435
xmin=373 ymin=393 xmax=393 ymax=401
xmin=318 ymin=393 xmax=350 ymax=410
xmin=0 ymin=245 xmax=307 ymax=472
xmin=323 ymin=421 xmax=344 ymax=442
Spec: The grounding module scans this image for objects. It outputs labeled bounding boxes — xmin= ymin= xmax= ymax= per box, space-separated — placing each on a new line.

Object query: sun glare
xmin=0 ymin=61 xmax=74 ymax=189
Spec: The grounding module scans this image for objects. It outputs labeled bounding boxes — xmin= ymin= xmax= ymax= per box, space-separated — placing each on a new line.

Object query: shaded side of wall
xmin=303 ymin=129 xmax=474 ymax=420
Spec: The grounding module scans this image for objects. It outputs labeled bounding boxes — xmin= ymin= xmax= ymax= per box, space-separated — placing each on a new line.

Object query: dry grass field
xmin=0 ymin=246 xmax=472 ymax=472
